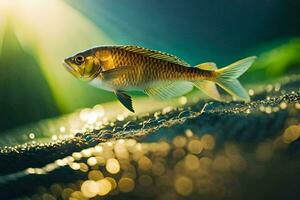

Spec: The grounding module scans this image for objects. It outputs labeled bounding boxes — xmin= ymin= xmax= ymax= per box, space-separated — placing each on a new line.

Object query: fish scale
xmin=108 ymin=47 xmax=201 ymax=87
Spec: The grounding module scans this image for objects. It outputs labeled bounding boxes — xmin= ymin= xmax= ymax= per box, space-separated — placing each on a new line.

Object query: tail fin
xmin=215 ymin=56 xmax=256 ymax=102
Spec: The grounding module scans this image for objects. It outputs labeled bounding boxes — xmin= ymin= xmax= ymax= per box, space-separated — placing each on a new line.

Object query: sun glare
xmin=0 ymin=0 xmax=113 ymax=112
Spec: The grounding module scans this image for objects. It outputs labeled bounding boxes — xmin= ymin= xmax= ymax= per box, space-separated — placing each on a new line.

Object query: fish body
xmin=63 ymin=45 xmax=256 ymax=112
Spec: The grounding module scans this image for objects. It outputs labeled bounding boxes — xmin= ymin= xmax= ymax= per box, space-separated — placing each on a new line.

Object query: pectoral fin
xmin=115 ymin=90 xmax=135 ymax=112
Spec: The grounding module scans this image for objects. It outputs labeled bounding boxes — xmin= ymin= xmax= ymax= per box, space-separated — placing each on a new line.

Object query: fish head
xmin=63 ymin=49 xmax=101 ymax=81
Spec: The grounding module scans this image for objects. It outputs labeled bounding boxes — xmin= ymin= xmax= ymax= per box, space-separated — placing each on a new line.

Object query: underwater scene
xmin=0 ymin=0 xmax=300 ymax=199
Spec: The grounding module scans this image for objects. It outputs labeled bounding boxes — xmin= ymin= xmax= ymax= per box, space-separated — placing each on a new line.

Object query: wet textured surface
xmin=0 ymin=75 xmax=300 ymax=199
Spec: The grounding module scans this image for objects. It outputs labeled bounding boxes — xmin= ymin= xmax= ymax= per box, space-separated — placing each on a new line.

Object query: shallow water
xmin=0 ymin=75 xmax=300 ymax=199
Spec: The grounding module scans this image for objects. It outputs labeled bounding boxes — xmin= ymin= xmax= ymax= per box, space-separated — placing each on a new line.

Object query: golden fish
xmin=63 ymin=45 xmax=256 ymax=112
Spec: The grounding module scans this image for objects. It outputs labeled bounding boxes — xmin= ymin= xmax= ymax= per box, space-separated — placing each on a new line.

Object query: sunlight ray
xmin=0 ymin=0 xmax=113 ymax=112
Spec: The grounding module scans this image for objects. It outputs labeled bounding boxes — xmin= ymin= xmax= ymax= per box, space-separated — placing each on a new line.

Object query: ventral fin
xmin=193 ymin=80 xmax=221 ymax=100
xmin=144 ymin=81 xmax=193 ymax=100
xmin=119 ymin=45 xmax=191 ymax=67
xmin=115 ymin=90 xmax=134 ymax=112
xmin=195 ymin=62 xmax=217 ymax=70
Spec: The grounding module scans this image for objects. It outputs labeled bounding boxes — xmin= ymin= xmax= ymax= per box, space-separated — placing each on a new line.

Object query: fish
xmin=63 ymin=45 xmax=256 ymax=112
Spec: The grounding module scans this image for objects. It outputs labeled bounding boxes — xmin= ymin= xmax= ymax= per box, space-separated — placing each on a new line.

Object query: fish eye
xmin=74 ymin=55 xmax=85 ymax=65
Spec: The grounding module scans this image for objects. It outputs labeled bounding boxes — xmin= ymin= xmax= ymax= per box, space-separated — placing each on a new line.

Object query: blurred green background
xmin=0 ymin=0 xmax=300 ymax=132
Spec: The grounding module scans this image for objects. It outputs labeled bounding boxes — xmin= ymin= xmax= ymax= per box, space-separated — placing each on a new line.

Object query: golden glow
xmin=69 ymin=162 xmax=80 ymax=170
xmin=178 ymin=96 xmax=188 ymax=105
xmin=118 ymin=177 xmax=135 ymax=192
xmin=184 ymin=154 xmax=199 ymax=171
xmin=175 ymin=176 xmax=193 ymax=196
xmin=172 ymin=136 xmax=187 ymax=148
xmin=152 ymin=162 xmax=165 ymax=176
xmin=87 ymin=157 xmax=97 ymax=166
xmin=138 ymin=156 xmax=152 ymax=171
xmin=201 ymin=134 xmax=215 ymax=150
xmin=187 ymin=139 xmax=203 ymax=154
xmin=28 ymin=133 xmax=35 ymax=139
xmin=22 ymin=123 xmax=300 ymax=199
xmin=81 ymin=180 xmax=99 ymax=198
xmin=97 ymin=178 xmax=112 ymax=196
xmin=0 ymin=0 xmax=113 ymax=113
xmin=106 ymin=158 xmax=120 ymax=174
xmin=105 ymin=177 xmax=117 ymax=190
xmin=79 ymin=163 xmax=89 ymax=172
xmin=72 ymin=152 xmax=82 ymax=160
xmin=88 ymin=170 xmax=104 ymax=181
xmin=283 ymin=125 xmax=300 ymax=143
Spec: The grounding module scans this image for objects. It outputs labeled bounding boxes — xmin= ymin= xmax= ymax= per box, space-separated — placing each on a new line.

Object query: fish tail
xmin=214 ymin=56 xmax=256 ymax=102
xmin=192 ymin=56 xmax=256 ymax=102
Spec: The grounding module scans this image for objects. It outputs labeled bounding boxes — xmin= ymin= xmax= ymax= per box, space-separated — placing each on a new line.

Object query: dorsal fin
xmin=119 ymin=45 xmax=191 ymax=67
xmin=195 ymin=62 xmax=217 ymax=70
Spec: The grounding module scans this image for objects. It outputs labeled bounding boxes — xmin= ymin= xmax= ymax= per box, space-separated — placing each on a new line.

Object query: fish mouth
xmin=63 ymin=61 xmax=81 ymax=78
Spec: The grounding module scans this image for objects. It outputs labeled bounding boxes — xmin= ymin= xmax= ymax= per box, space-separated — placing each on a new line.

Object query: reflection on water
xmin=0 ymin=95 xmax=191 ymax=147
xmin=13 ymin=122 xmax=300 ymax=199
